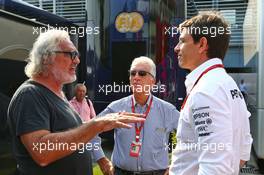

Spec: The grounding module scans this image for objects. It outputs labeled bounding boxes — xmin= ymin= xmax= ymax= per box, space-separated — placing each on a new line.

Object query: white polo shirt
xmin=170 ymin=58 xmax=253 ymax=175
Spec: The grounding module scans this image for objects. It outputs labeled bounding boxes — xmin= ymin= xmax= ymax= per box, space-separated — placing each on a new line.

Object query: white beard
xmin=51 ymin=67 xmax=76 ymax=84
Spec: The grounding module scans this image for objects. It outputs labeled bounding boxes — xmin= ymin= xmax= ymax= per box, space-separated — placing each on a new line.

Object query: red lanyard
xmin=181 ymin=64 xmax=224 ymax=111
xmin=131 ymin=96 xmax=153 ymax=142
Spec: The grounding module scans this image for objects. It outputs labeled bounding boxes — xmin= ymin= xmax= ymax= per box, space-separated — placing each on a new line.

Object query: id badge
xmin=129 ymin=141 xmax=142 ymax=157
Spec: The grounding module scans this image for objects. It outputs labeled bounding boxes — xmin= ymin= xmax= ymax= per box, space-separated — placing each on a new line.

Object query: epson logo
xmin=193 ymin=112 xmax=210 ymax=120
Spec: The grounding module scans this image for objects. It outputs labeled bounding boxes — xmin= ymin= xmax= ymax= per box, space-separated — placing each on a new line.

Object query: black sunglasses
xmin=52 ymin=50 xmax=80 ymax=60
xmin=128 ymin=70 xmax=153 ymax=77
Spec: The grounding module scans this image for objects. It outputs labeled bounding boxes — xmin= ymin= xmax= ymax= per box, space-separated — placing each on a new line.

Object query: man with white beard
xmin=7 ymin=30 xmax=145 ymax=175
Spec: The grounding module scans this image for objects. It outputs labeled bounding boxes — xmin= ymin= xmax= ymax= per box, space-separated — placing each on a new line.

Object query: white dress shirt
xmin=170 ymin=58 xmax=253 ymax=175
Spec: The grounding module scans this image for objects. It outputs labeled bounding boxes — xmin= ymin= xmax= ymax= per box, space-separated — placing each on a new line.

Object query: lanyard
xmin=181 ymin=64 xmax=224 ymax=111
xmin=131 ymin=96 xmax=153 ymax=142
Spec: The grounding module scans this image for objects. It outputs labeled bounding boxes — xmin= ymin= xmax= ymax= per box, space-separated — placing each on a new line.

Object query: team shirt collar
xmin=185 ymin=58 xmax=223 ymax=94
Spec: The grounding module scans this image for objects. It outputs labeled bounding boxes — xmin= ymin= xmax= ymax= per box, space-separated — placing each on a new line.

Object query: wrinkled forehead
xmin=130 ymin=62 xmax=151 ymax=71
xmin=179 ymin=28 xmax=194 ymax=41
xmin=76 ymin=85 xmax=86 ymax=91
xmin=179 ymin=27 xmax=190 ymax=37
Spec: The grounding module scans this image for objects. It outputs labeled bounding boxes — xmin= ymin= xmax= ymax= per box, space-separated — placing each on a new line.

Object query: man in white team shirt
xmin=169 ymin=11 xmax=253 ymax=175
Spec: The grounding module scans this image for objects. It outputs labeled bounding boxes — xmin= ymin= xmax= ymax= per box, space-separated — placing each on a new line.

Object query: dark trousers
xmin=114 ymin=166 xmax=166 ymax=175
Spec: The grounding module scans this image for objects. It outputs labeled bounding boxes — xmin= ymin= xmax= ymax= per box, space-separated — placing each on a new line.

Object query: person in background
xmin=70 ymin=83 xmax=113 ymax=175
xmin=70 ymin=83 xmax=96 ymax=122
xmin=238 ymin=79 xmax=248 ymax=102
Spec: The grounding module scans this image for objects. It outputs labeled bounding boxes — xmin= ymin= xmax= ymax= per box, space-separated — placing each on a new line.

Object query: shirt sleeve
xmin=69 ymin=99 xmax=74 ymax=106
xmin=167 ymin=106 xmax=180 ymax=131
xmin=90 ymin=135 xmax=105 ymax=161
xmin=190 ymin=91 xmax=234 ymax=175
xmin=97 ymin=106 xmax=115 ymax=117
xmin=240 ymin=111 xmax=253 ymax=161
xmin=90 ymin=105 xmax=114 ymax=160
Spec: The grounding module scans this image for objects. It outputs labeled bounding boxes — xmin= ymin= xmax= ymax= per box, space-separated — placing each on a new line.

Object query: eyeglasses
xmin=128 ymin=70 xmax=153 ymax=77
xmin=52 ymin=50 xmax=80 ymax=60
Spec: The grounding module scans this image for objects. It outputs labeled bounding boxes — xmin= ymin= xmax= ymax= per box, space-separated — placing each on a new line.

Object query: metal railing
xmin=187 ymin=0 xmax=257 ymax=46
xmin=23 ymin=0 xmax=86 ymax=22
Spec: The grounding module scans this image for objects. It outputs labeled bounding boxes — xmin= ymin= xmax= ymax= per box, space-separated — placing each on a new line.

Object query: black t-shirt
xmin=7 ymin=80 xmax=93 ymax=175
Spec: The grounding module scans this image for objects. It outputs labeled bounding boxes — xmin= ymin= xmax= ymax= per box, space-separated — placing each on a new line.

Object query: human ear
xmin=198 ymin=37 xmax=208 ymax=54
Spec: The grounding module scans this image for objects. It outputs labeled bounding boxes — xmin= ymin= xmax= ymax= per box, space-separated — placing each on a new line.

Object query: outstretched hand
xmin=94 ymin=112 xmax=145 ymax=132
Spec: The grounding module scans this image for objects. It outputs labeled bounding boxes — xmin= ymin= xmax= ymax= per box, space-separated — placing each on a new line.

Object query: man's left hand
xmin=97 ymin=157 xmax=114 ymax=175
xmin=164 ymin=167 xmax=169 ymax=175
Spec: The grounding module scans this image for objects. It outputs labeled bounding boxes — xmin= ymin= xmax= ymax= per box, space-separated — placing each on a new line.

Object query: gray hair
xmin=74 ymin=83 xmax=87 ymax=93
xmin=130 ymin=56 xmax=156 ymax=78
xmin=25 ymin=30 xmax=70 ymax=78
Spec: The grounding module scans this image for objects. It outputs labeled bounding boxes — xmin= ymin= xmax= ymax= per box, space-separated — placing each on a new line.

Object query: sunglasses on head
xmin=128 ymin=70 xmax=153 ymax=77
xmin=52 ymin=50 xmax=80 ymax=60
